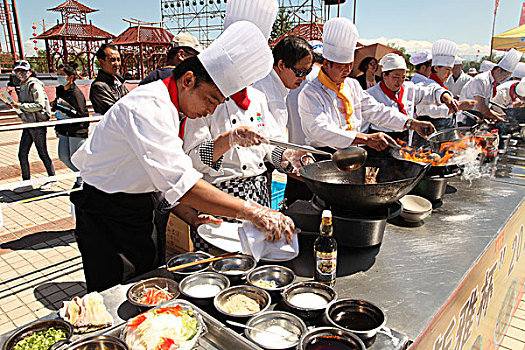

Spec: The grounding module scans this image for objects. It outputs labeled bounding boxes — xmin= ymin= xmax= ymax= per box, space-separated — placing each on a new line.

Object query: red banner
xmin=495 ymin=0 xmax=500 ymax=15
xmin=520 ymin=2 xmax=525 ymax=26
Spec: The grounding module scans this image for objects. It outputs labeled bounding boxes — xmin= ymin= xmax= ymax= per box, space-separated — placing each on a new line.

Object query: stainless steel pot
xmin=2 ymin=319 xmax=73 ymax=350
xmin=64 ymin=335 xmax=129 ymax=350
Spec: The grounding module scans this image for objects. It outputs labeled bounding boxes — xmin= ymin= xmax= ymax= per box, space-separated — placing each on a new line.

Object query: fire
xmin=397 ymin=131 xmax=497 ymax=166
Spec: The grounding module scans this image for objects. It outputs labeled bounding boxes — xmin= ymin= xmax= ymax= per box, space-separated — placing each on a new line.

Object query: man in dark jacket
xmin=89 ymin=44 xmax=129 ymax=114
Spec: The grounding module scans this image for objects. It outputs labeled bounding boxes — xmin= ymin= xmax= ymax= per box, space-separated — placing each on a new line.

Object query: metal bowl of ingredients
xmin=2 ymin=319 xmax=73 ymax=350
xmin=179 ymin=272 xmax=230 ymax=308
xmin=326 ymin=299 xmax=386 ymax=340
xmin=167 ymin=251 xmax=212 ymax=280
xmin=214 ymin=285 xmax=271 ymax=320
xmin=281 ymin=281 xmax=337 ymax=320
xmin=126 ymin=277 xmax=179 ymax=309
xmin=246 ymin=265 xmax=296 ymax=299
xmin=297 ymin=327 xmax=366 ymax=350
xmin=211 ymin=254 xmax=257 ymax=283
xmin=244 ymin=311 xmax=307 ymax=350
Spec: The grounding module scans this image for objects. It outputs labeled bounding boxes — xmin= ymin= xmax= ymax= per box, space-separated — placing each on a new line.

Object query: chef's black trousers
xmin=70 ymin=183 xmax=162 ymax=292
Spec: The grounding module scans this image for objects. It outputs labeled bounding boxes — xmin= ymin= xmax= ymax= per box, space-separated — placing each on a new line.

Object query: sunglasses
xmin=288 ymin=65 xmax=312 ymax=78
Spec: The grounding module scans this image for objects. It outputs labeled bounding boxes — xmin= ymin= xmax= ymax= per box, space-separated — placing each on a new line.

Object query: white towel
xmin=238 ymin=221 xmax=299 ymax=262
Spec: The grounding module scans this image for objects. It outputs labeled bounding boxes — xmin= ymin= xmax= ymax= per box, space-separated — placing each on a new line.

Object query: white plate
xmin=197 ymin=222 xmax=298 ymax=262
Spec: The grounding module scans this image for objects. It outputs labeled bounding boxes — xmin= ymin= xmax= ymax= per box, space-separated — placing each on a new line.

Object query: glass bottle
xmin=314 ymin=210 xmax=337 ymax=287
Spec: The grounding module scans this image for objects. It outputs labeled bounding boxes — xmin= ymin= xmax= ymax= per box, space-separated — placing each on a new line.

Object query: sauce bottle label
xmin=315 ymin=250 xmax=337 ymax=284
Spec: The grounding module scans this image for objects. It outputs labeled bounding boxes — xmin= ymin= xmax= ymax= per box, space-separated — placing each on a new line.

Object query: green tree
xmin=270 ymin=8 xmax=294 ymax=43
xmin=386 ymin=43 xmax=412 ymax=70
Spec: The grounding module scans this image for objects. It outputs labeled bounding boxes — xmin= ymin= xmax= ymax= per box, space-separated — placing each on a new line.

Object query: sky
xmin=16 ymin=0 xmax=525 ymax=60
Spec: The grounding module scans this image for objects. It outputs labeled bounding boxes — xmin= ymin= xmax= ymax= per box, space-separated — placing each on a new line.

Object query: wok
xmin=298 ymin=158 xmax=430 ymax=212
xmin=390 ymin=148 xmax=462 ymax=177
xmin=490 ymin=101 xmax=525 ymax=124
xmin=427 ymin=127 xmax=476 ymax=154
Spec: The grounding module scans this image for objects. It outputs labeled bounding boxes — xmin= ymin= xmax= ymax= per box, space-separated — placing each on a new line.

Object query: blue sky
xmin=17 ymin=0 xmax=525 ymax=59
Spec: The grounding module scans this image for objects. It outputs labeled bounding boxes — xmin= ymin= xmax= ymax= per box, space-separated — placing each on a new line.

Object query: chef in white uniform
xmin=299 ymin=17 xmax=435 ymax=153
xmin=410 ymin=50 xmax=433 ymax=85
xmin=492 ymin=78 xmax=525 ymax=110
xmin=70 ymin=22 xmax=295 ymax=292
xmin=479 ymin=60 xmax=497 ymax=73
xmin=459 ymin=49 xmax=523 ymax=124
xmin=365 ymin=53 xmax=456 ymax=143
xmin=445 ymin=57 xmax=472 ymax=98
xmin=510 ymin=62 xmax=525 ymax=80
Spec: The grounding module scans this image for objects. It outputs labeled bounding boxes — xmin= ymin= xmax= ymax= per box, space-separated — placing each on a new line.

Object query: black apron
xmin=71 ymin=183 xmax=163 ymax=292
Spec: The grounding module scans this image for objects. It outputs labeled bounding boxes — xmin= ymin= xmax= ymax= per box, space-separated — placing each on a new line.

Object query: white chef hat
xmin=409 ymin=50 xmax=432 ymax=66
xmin=223 ymin=0 xmax=278 ymax=40
xmin=480 ymin=60 xmax=496 ymax=72
xmin=308 ymin=40 xmax=323 ymax=55
xmin=498 ymin=48 xmax=523 ymax=73
xmin=379 ymin=53 xmax=407 ymax=72
xmin=432 ymin=39 xmax=458 ymax=67
xmin=515 ymin=77 xmax=525 ymax=97
xmin=198 ymin=21 xmax=273 ymax=97
xmin=322 ymin=17 xmax=359 ymax=64
xmin=511 ymin=62 xmax=525 ymax=78
xmin=454 ymin=57 xmax=464 ymax=65
xmin=468 ymin=67 xmax=478 ymax=75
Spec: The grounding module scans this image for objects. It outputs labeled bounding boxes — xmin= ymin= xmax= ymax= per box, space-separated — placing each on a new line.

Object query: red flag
xmin=494 ymin=0 xmax=500 ymax=15
xmin=520 ymin=2 xmax=525 ymax=26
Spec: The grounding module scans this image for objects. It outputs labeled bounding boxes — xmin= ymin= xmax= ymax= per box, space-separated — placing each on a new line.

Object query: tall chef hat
xmin=409 ymin=50 xmax=432 ymax=66
xmin=322 ymin=17 xmax=359 ymax=64
xmin=515 ymin=77 xmax=525 ymax=97
xmin=379 ymin=53 xmax=407 ymax=72
xmin=454 ymin=57 xmax=464 ymax=65
xmin=198 ymin=21 xmax=273 ymax=97
xmin=308 ymin=40 xmax=323 ymax=55
xmin=511 ymin=62 xmax=525 ymax=79
xmin=498 ymin=48 xmax=523 ymax=73
xmin=480 ymin=60 xmax=496 ymax=72
xmin=432 ymin=39 xmax=458 ymax=67
xmin=223 ymin=0 xmax=278 ymax=40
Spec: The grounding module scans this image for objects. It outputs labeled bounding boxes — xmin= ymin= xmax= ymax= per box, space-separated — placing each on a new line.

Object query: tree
xmin=270 ymin=8 xmax=294 ymax=43
xmin=386 ymin=43 xmax=412 ymax=70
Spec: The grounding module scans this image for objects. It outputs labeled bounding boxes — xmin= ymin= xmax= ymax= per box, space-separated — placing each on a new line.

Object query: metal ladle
xmin=269 ymin=139 xmax=367 ymax=172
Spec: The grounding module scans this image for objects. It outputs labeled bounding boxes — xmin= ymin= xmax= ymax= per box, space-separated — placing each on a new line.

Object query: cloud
xmin=359 ymin=37 xmax=500 ymax=60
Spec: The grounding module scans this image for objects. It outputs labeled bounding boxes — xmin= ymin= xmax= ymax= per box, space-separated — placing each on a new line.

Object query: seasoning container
xmin=485 ymin=129 xmax=499 ymax=159
xmin=314 ymin=210 xmax=337 ymax=286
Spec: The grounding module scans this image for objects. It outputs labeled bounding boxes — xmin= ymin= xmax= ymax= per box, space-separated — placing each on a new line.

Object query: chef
xmin=445 ymin=57 xmax=472 ymax=99
xmin=409 ymin=50 xmax=433 ymax=85
xmin=479 ymin=60 xmax=496 ymax=73
xmin=364 ymin=53 xmax=457 ymax=143
xmin=182 ymin=0 xmax=307 ymax=251
xmin=299 ymin=17 xmax=436 ymax=153
xmin=415 ymin=40 xmax=476 ymax=134
xmin=510 ymin=62 xmax=525 ymax=80
xmin=70 ymin=21 xmax=295 ymax=292
xmin=492 ymin=78 xmax=525 ymax=110
xmin=459 ymin=49 xmax=523 ymax=124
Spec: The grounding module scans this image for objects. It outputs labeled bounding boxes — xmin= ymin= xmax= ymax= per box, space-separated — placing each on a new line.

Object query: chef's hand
xmin=281 ymin=149 xmax=314 ymax=174
xmin=410 ymin=120 xmax=436 ymax=139
xmin=484 ymin=109 xmax=505 ymax=122
xmin=441 ymin=93 xmax=459 ymax=113
xmin=237 ymin=201 xmax=295 ymax=244
xmin=458 ymin=99 xmax=477 ymax=111
xmin=364 ymin=132 xmax=397 ymax=151
xmin=194 ymin=214 xmax=223 ymax=228
xmin=228 ymin=126 xmax=268 ymax=148
xmin=512 ymin=100 xmax=524 ymax=108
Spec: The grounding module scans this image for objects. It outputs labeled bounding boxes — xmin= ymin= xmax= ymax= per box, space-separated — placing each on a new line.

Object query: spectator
xmin=53 ymin=62 xmax=89 ymax=188
xmin=139 ymin=33 xmax=202 ymax=85
xmin=355 ymin=56 xmax=381 ymax=90
xmin=89 ymin=44 xmax=128 ymax=114
xmin=6 ymin=60 xmax=56 ymax=193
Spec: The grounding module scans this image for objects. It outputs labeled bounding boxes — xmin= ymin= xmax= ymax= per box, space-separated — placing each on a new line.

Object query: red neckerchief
xmin=230 ymin=88 xmax=251 ymax=111
xmin=162 ymin=76 xmax=185 ymax=139
xmin=429 ymin=73 xmax=448 ymax=90
xmin=509 ymin=82 xmax=519 ymax=100
xmin=379 ymin=80 xmax=407 ymax=115
xmin=490 ymin=70 xmax=498 ymax=98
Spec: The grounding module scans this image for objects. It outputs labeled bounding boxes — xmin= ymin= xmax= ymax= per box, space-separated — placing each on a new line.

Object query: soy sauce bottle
xmin=314 ymin=210 xmax=337 ymax=286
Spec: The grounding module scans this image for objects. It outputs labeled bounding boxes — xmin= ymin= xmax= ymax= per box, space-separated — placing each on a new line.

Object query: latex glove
xmin=281 ymin=149 xmax=314 ymax=174
xmin=237 ymin=201 xmax=295 ymax=244
xmin=410 ymin=120 xmax=436 ymax=139
xmin=228 ymin=126 xmax=268 ymax=148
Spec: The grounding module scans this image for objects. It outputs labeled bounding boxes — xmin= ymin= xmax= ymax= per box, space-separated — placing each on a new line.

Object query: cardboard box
xmin=165 ymin=213 xmax=193 ymax=253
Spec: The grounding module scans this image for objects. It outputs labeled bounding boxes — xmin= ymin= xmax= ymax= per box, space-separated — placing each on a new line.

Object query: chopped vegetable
xmin=138 ymin=287 xmax=174 ymax=306
xmin=13 ymin=327 xmax=67 ymax=350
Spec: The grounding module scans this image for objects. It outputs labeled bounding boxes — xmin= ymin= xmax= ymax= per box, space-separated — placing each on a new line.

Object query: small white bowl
xmin=400 ymin=209 xmax=432 ymax=222
xmin=399 ymin=195 xmax=432 ymax=213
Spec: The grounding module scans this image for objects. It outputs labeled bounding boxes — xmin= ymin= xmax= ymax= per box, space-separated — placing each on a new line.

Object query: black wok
xmin=490 ymin=101 xmax=525 ymax=124
xmin=427 ymin=127 xmax=475 ymax=154
xmin=298 ymin=158 xmax=430 ymax=212
xmin=390 ymin=148 xmax=462 ymax=177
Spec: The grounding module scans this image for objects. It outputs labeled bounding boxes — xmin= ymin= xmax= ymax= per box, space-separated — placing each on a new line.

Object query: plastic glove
xmin=281 ymin=149 xmax=315 ymax=174
xmin=237 ymin=201 xmax=295 ymax=244
xmin=228 ymin=126 xmax=268 ymax=148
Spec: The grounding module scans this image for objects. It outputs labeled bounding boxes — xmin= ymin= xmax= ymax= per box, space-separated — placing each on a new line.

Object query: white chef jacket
xmin=411 ymin=73 xmax=432 ymax=85
xmin=286 ymin=65 xmax=321 ymax=145
xmin=183 ymin=87 xmax=282 ymax=184
xmin=252 ymin=69 xmax=289 ymax=140
xmin=72 ymin=80 xmax=202 ymax=206
xmin=416 ymin=78 xmax=453 ymax=120
xmin=458 ymin=71 xmax=495 ymax=122
xmin=299 ymin=76 xmax=409 ymax=149
xmin=491 ymin=80 xmax=520 ymax=109
xmin=364 ymin=81 xmax=447 ymax=133
xmin=445 ymin=72 xmax=472 ymax=98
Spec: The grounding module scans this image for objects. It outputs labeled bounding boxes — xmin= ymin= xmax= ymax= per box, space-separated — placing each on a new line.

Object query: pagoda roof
xmin=35 ymin=23 xmax=114 ymax=40
xmin=111 ymin=26 xmax=174 ymax=46
xmin=48 ymin=0 xmax=98 ymax=13
xmin=270 ymin=23 xmax=324 ymax=46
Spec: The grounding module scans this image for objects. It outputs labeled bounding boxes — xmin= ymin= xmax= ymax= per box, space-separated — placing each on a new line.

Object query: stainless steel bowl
xmin=211 ymin=254 xmax=257 ymax=283
xmin=246 ymin=265 xmax=296 ymax=297
xmin=214 ymin=285 xmax=271 ymax=320
xmin=245 ymin=311 xmax=306 ymax=350
xmin=179 ymin=272 xmax=230 ymax=307
xmin=326 ymin=299 xmax=386 ymax=340
xmin=2 ymin=319 xmax=73 ymax=350
xmin=126 ymin=277 xmax=179 ymax=308
xmin=64 ymin=335 xmax=128 ymax=350
xmin=298 ymin=327 xmax=366 ymax=350
xmin=167 ymin=251 xmax=211 ymax=280
xmin=281 ymin=282 xmax=337 ymax=320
